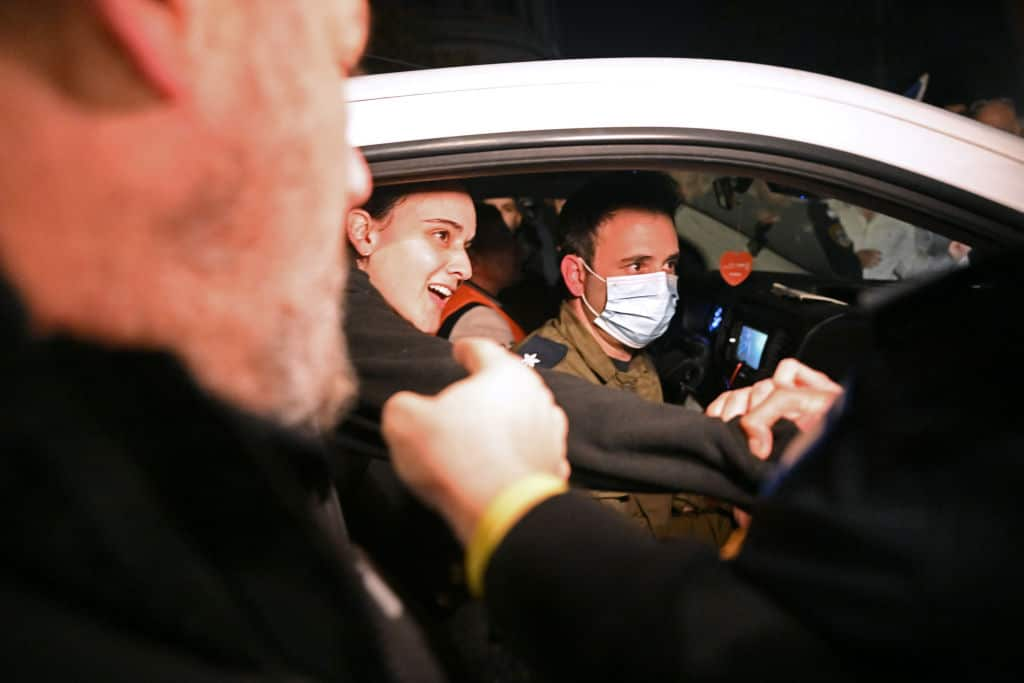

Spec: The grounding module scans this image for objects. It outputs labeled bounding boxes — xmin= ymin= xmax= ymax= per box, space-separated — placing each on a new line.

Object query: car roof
xmin=347 ymin=58 xmax=1024 ymax=213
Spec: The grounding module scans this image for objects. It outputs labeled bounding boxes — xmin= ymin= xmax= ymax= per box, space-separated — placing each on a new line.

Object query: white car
xmin=347 ymin=58 xmax=1024 ymax=403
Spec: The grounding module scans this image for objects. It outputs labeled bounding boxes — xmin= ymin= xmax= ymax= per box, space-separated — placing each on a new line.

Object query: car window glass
xmin=672 ymin=172 xmax=970 ymax=282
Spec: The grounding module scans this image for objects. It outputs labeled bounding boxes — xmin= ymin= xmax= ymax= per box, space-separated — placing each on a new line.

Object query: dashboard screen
xmin=737 ymin=325 xmax=769 ymax=370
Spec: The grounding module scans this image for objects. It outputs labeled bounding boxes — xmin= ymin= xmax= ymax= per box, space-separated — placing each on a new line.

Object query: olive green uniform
xmin=516 ymin=301 xmax=735 ymax=547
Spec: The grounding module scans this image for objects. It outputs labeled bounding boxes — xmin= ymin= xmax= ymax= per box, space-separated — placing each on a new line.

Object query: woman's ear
xmin=561 ymin=254 xmax=586 ymax=297
xmin=346 ymin=209 xmax=377 ymax=258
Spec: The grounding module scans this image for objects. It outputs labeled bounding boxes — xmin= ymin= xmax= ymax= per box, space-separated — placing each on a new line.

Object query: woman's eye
xmin=432 ymin=230 xmax=450 ymax=244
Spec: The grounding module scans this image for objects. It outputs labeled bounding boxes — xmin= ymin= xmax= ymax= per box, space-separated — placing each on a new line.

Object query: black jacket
xmin=335 ymin=269 xmax=790 ymax=682
xmin=0 ymin=279 xmax=444 ymax=682
xmin=337 ymin=268 xmax=777 ymax=502
xmin=484 ymin=252 xmax=1024 ymax=681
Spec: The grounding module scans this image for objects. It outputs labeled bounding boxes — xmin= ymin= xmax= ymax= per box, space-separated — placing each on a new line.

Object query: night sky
xmin=552 ymin=0 xmax=1023 ymax=109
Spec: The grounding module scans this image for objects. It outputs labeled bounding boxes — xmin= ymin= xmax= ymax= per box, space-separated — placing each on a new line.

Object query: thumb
xmin=739 ymin=417 xmax=773 ymax=460
xmin=382 ymin=390 xmax=434 ymax=440
xmin=452 ymin=337 xmax=514 ymax=375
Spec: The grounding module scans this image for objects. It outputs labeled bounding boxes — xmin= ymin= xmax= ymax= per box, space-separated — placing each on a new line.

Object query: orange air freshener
xmin=719 ymin=251 xmax=753 ymax=286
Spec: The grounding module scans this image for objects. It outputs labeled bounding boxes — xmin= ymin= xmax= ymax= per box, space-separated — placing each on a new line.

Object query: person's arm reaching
xmin=382 ymin=339 xmax=846 ymax=681
xmin=381 ymin=339 xmax=570 ymax=545
xmin=382 ymin=338 xmax=839 ymax=572
xmin=383 ymin=253 xmax=1024 ymax=681
xmin=339 ymin=269 xmax=782 ymax=502
xmin=705 ymin=358 xmax=843 ymax=459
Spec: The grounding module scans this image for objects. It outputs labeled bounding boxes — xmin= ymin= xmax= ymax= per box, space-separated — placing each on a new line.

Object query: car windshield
xmin=674 ymin=172 xmax=969 ymax=283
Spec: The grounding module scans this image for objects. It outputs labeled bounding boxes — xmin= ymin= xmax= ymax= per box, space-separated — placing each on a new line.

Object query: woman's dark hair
xmin=360 ymin=180 xmax=470 ymax=220
xmin=558 ymin=171 xmax=681 ymax=263
xmin=348 ymin=180 xmax=472 ymax=260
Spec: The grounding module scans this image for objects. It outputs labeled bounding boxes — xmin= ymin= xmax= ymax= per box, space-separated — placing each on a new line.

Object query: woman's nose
xmin=449 ymin=248 xmax=472 ymax=281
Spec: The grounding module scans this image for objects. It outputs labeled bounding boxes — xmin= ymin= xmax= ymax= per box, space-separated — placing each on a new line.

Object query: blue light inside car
xmin=708 ymin=306 xmax=724 ymax=333
xmin=737 ymin=325 xmax=769 ymax=370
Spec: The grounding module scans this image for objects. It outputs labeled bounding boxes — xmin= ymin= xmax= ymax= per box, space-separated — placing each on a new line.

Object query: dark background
xmin=364 ymin=0 xmax=1024 ymax=110
xmin=555 ymin=0 xmax=1023 ymax=108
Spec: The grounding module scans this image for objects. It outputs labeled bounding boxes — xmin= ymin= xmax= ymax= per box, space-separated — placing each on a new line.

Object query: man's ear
xmin=561 ymin=254 xmax=585 ymax=297
xmin=93 ymin=0 xmax=188 ymax=99
xmin=346 ymin=209 xmax=378 ymax=258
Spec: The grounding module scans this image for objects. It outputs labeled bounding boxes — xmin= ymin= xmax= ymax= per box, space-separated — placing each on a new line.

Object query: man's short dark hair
xmin=558 ymin=171 xmax=681 ymax=263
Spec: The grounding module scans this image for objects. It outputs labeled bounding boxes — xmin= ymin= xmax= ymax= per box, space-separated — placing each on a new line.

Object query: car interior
xmin=365 ymin=158 xmax=1008 ymax=410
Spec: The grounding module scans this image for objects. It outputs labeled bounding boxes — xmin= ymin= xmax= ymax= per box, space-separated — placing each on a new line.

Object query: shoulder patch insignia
xmin=516 ymin=335 xmax=568 ymax=369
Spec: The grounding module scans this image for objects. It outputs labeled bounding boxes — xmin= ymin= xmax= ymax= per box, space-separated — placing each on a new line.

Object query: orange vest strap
xmin=440 ymin=285 xmax=526 ymax=343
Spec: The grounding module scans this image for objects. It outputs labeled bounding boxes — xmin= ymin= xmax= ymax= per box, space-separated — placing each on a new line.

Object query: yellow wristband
xmin=465 ymin=473 xmax=568 ymax=598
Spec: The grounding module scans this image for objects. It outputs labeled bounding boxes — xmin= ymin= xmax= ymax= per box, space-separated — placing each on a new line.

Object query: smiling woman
xmin=345 ymin=182 xmax=477 ymax=334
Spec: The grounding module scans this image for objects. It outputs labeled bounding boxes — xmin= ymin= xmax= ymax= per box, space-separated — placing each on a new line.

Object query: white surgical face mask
xmin=579 ymin=259 xmax=679 ymax=349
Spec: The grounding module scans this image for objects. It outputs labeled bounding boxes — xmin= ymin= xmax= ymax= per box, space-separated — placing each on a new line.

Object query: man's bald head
xmin=970 ymin=98 xmax=1021 ymax=136
xmin=0 ymin=0 xmax=371 ymax=430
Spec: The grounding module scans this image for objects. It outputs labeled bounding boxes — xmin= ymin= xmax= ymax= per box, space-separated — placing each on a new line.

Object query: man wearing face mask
xmin=515 ymin=171 xmax=736 ymax=544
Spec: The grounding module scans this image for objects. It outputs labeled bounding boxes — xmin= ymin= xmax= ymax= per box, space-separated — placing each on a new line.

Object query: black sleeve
xmin=335 ymin=271 xmax=778 ymax=503
xmin=487 ymin=251 xmax=1024 ymax=681
xmin=483 ymin=493 xmax=847 ymax=682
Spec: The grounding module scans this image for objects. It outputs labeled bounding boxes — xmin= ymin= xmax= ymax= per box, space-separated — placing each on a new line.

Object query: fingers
xmin=738 ymin=411 xmax=773 ymax=460
xmin=856 ymin=249 xmax=881 ymax=268
xmin=748 ymin=378 xmax=777 ymax=409
xmin=721 ymin=388 xmax=753 ymax=422
xmin=382 ymin=388 xmax=420 ymax=413
xmin=557 ymin=459 xmax=571 ymax=480
xmin=772 ymin=358 xmax=842 ymax=393
xmin=380 ymin=338 xmax=570 ymax=545
xmin=948 ymin=241 xmax=971 ymax=261
xmin=452 ymin=337 xmax=515 ymax=374
xmin=706 ymin=379 xmax=776 ymax=422
xmin=381 ymin=390 xmax=429 ymax=447
xmin=733 ymin=507 xmax=752 ymax=529
xmin=452 ymin=338 xmax=552 ymax=396
xmin=706 ymin=387 xmax=749 ymax=421
xmin=739 ymin=387 xmax=837 ymax=459
xmin=547 ymin=405 xmax=571 ymax=481
xmin=381 ymin=390 xmax=435 ymax=484
xmin=705 ymin=392 xmax=726 ymax=418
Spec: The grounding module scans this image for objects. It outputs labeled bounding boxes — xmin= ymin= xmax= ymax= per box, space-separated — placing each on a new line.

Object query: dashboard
xmin=650 ymin=270 xmax=875 ymax=406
